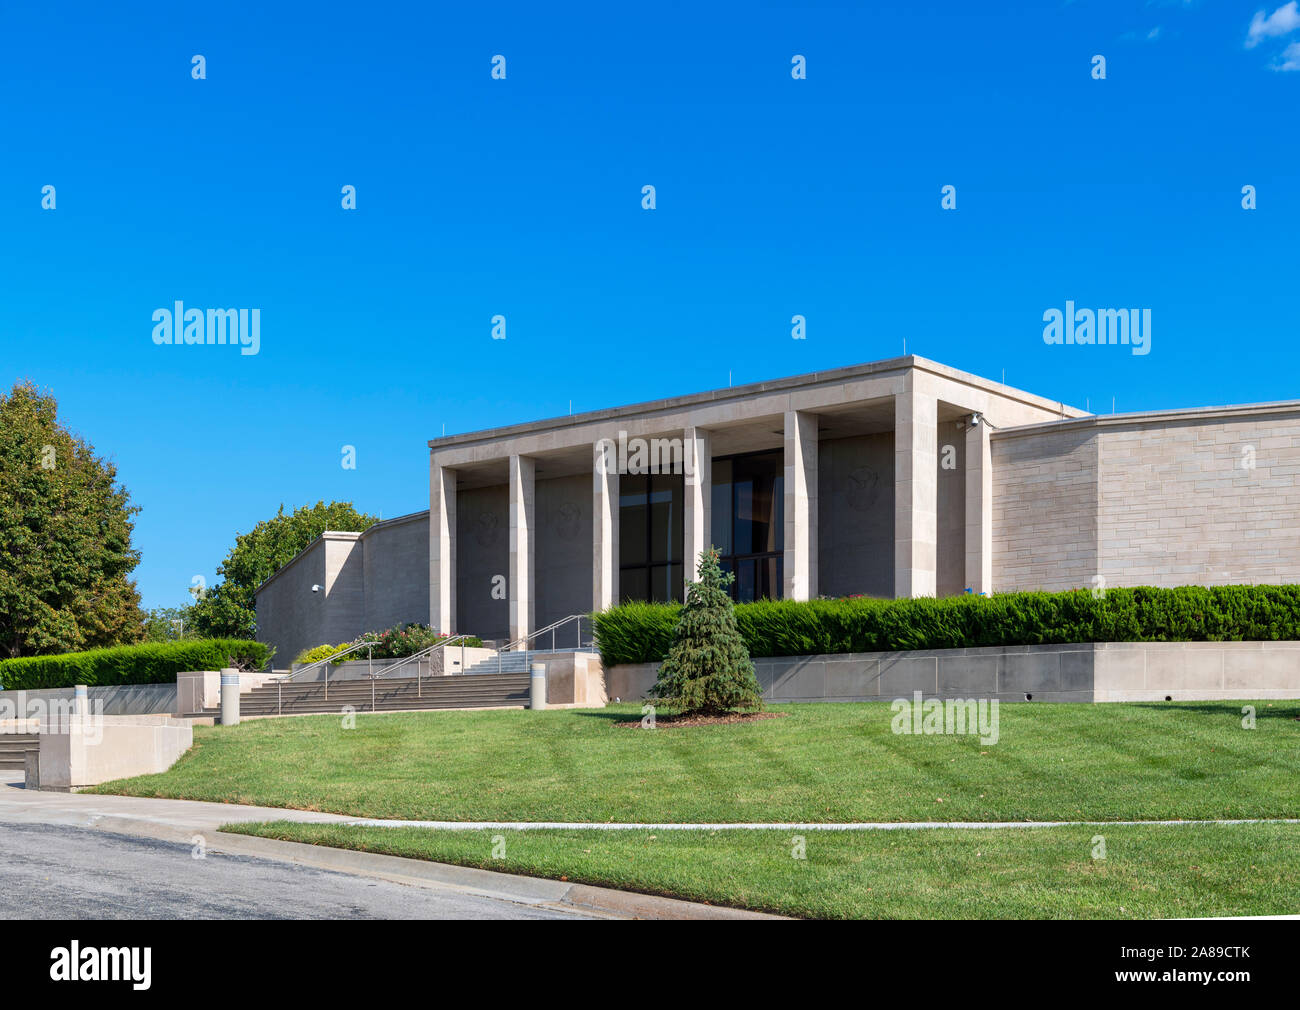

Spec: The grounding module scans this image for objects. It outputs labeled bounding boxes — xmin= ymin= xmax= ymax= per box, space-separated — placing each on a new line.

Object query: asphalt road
xmin=0 ymin=822 xmax=588 ymax=920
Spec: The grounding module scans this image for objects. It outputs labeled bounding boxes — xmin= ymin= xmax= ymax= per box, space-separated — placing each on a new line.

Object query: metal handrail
xmin=277 ymin=635 xmax=477 ymax=714
xmin=499 ymin=614 xmax=594 ymax=654
xmin=278 ymin=641 xmax=378 ymax=715
xmin=495 ymin=614 xmax=595 ymax=675
xmin=365 ymin=635 xmax=475 ymax=699
xmin=287 ymin=641 xmax=376 ymax=683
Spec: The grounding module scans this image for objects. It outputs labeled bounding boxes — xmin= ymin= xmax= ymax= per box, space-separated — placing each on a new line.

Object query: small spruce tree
xmin=649 ymin=548 xmax=763 ymax=716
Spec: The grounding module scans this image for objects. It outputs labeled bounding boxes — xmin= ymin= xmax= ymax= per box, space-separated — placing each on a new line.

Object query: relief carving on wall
xmin=554 ymin=501 xmax=582 ymax=541
xmin=473 ymin=511 xmax=500 ymax=547
xmin=846 ymin=465 xmax=880 ymax=513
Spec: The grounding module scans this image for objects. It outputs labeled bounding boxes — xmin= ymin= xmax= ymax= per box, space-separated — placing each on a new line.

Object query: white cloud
xmin=1246 ymin=2 xmax=1300 ymax=48
xmin=1273 ymin=40 xmax=1300 ymax=69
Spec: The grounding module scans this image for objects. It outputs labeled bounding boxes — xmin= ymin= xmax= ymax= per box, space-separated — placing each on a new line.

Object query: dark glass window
xmin=710 ymin=450 xmax=784 ymax=602
xmin=619 ymin=473 xmax=684 ymax=603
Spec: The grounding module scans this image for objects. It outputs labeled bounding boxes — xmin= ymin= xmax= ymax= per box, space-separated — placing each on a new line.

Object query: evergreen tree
xmin=649 ymin=547 xmax=763 ymax=716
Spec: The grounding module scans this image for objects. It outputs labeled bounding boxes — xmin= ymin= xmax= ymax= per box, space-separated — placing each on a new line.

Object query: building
xmin=254 ymin=355 xmax=1300 ymax=664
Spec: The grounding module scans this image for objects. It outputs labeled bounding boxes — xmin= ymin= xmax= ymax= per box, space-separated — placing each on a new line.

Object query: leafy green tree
xmin=0 ymin=381 xmax=143 ymax=657
xmin=141 ymin=605 xmax=197 ymax=642
xmin=189 ymin=501 xmax=378 ymax=639
xmin=649 ymin=547 xmax=764 ymax=716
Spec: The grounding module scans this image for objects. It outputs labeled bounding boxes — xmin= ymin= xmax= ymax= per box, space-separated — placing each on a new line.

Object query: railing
xmin=364 ymin=635 xmax=475 ymax=702
xmin=278 ymin=640 xmax=379 ymax=713
xmin=493 ymin=614 xmax=596 ymax=675
xmin=276 ymin=636 xmax=476 ymax=714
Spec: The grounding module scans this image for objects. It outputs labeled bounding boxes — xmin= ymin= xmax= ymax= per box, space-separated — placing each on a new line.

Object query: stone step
xmin=236 ymin=674 xmax=531 ymax=716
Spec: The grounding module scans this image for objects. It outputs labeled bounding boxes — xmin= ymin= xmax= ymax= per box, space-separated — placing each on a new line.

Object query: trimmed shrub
xmin=294 ymin=642 xmax=354 ymax=665
xmin=592 ymin=585 xmax=1300 ymax=666
xmin=0 ymin=639 xmax=271 ymax=691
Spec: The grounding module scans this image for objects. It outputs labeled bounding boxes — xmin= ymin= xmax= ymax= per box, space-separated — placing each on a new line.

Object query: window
xmin=619 ymin=473 xmax=684 ymax=603
xmin=711 ymin=450 xmax=784 ymax=602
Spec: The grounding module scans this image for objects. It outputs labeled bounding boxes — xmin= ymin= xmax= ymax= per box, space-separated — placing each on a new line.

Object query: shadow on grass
xmin=1128 ymin=701 xmax=1300 ymax=721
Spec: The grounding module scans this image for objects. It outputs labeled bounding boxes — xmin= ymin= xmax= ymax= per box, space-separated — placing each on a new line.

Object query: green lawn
xmin=91 ymin=701 xmax=1300 ymax=822
xmin=222 ymin=821 xmax=1300 ymax=919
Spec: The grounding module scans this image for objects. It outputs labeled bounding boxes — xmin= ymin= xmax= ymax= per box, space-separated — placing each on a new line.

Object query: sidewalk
xmin=0 ymin=774 xmax=781 ymax=920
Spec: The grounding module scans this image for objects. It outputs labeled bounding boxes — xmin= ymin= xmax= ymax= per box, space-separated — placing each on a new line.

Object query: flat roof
xmin=427 ymin=355 xmax=1088 ymax=449
xmin=995 ymin=397 xmax=1300 ymax=439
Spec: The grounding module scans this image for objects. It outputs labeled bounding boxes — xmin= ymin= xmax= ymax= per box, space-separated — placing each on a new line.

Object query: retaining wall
xmin=605 ymin=641 xmax=1300 ymax=703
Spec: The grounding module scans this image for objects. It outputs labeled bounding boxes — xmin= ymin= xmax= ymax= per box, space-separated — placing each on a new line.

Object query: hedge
xmin=0 ymin=639 xmax=271 ymax=691
xmin=591 ymin=586 xmax=1300 ymax=667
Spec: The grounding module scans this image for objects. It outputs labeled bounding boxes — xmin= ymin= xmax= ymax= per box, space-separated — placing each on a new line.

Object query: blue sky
xmin=1 ymin=0 xmax=1296 ymax=609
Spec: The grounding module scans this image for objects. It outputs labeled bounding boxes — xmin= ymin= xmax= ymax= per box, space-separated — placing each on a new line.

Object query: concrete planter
xmin=606 ymin=640 xmax=1300 ymax=703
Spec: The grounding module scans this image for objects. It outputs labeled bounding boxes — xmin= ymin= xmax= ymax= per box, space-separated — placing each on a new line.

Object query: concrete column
xmin=895 ymin=389 xmax=938 ymax=597
xmin=593 ymin=439 xmax=619 ymax=611
xmin=430 ymin=460 xmax=457 ymax=634
xmin=509 ymin=454 xmax=536 ymax=642
xmin=682 ymin=426 xmax=712 ymax=591
xmin=219 ymin=669 xmax=240 ymax=727
xmin=530 ymin=662 xmax=547 ymax=710
xmin=783 ymin=410 xmax=818 ymax=601
xmin=964 ymin=419 xmax=993 ymax=595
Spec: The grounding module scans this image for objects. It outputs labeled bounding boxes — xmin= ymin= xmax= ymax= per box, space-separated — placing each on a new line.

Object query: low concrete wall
xmin=542 ymin=652 xmax=607 ymax=708
xmin=177 ymin=670 xmax=281 ymax=713
xmin=1093 ymin=641 xmax=1300 ymax=701
xmin=607 ymin=641 xmax=1300 ymax=703
xmin=0 ymin=684 xmax=178 ymax=719
xmin=27 ymin=714 xmax=193 ymax=791
xmin=289 ymin=648 xmax=496 ymax=683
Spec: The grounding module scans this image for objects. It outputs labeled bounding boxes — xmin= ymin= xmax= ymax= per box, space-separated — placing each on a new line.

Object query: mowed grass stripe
xmin=222 ymin=820 xmax=1300 ymax=920
xmin=91 ymin=702 xmax=1300 ymax=823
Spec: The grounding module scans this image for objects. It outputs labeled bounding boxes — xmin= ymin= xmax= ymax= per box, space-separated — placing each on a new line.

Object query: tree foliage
xmin=141 ymin=605 xmax=197 ymax=642
xmin=188 ymin=500 xmax=378 ymax=639
xmin=648 ymin=548 xmax=764 ymax=716
xmin=0 ymin=381 xmax=143 ymax=658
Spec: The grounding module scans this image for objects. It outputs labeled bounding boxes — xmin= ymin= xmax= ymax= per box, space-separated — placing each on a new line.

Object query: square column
xmin=430 ymin=461 xmax=456 ymax=633
xmin=682 ymin=426 xmax=712 ymax=590
xmin=593 ymin=440 xmax=619 ymax=611
xmin=964 ymin=419 xmax=993 ymax=595
xmin=783 ymin=410 xmax=818 ymax=601
xmin=895 ymin=389 xmax=938 ymax=597
xmin=508 ymin=454 xmax=536 ymax=642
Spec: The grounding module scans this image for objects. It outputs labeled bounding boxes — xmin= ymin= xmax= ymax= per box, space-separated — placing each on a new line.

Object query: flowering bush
xmin=350 ymin=623 xmax=482 ymax=659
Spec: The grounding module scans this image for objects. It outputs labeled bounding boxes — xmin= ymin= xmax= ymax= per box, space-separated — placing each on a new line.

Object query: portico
xmin=426 ymin=356 xmax=1081 ymax=640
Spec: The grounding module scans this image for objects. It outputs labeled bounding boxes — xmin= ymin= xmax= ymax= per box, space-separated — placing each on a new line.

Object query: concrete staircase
xmin=462 ymin=648 xmax=598 ymax=677
xmin=236 ymin=673 xmax=531 ymax=717
xmin=0 ymin=734 xmax=39 ymax=771
xmin=463 ymin=651 xmax=534 ymax=676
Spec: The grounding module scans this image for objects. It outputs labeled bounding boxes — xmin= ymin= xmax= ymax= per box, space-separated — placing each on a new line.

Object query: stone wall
xmin=991 ymin=425 xmax=1098 ymax=593
xmin=990 ymin=405 xmax=1300 ymax=594
xmin=605 ymin=641 xmax=1300 ymax=704
xmin=457 ymin=485 xmax=510 ymax=640
xmin=535 ymin=474 xmax=593 ymax=629
xmin=1095 ymin=411 xmax=1300 ymax=588
xmin=817 ymin=433 xmax=894 ymax=598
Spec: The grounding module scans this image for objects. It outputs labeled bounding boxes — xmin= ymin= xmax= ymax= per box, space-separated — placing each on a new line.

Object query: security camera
xmin=311 ymin=584 xmax=322 ymax=593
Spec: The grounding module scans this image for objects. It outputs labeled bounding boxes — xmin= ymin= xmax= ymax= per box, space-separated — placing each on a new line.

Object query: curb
xmin=2 ymin=798 xmax=784 ymax=919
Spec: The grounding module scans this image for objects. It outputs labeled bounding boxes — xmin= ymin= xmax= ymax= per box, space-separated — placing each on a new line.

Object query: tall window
xmin=711 ymin=451 xmax=784 ymax=602
xmin=619 ymin=474 xmax=684 ymax=603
